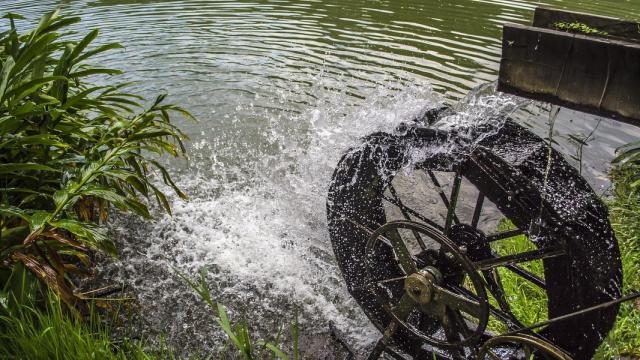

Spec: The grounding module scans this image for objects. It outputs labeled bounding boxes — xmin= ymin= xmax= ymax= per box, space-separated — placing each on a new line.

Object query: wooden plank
xmin=533 ymin=7 xmax=640 ymax=43
xmin=498 ymin=23 xmax=640 ymax=126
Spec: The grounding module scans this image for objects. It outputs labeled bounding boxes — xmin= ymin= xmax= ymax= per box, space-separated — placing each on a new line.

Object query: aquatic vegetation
xmin=178 ymin=268 xmax=300 ymax=360
xmin=0 ymin=11 xmax=192 ymax=310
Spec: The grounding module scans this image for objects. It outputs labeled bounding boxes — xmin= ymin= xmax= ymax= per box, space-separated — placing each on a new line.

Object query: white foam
xmin=102 ymin=79 xmax=527 ymax=354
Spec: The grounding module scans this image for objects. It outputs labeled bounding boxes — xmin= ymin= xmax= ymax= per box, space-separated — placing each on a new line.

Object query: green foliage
xmin=0 ymin=291 xmax=157 ymax=360
xmin=489 ymin=171 xmax=640 ymax=359
xmin=178 ymin=268 xmax=300 ymax=360
xmin=486 ymin=221 xmax=548 ymax=334
xmin=554 ymin=21 xmax=609 ymax=36
xmin=594 ymin=169 xmax=640 ymax=359
xmin=0 ymin=11 xmax=192 ymax=310
xmin=613 ymin=141 xmax=640 ymax=193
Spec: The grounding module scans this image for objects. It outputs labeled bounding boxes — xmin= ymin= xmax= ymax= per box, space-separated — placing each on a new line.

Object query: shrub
xmin=0 ymin=10 xmax=192 ymax=312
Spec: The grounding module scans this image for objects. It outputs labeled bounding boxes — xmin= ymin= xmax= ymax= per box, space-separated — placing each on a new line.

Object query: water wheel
xmin=326 ymin=108 xmax=622 ymax=359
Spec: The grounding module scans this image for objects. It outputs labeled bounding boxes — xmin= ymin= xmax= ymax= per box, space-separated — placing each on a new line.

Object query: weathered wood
xmin=533 ymin=7 xmax=640 ymax=43
xmin=498 ymin=23 xmax=640 ymax=126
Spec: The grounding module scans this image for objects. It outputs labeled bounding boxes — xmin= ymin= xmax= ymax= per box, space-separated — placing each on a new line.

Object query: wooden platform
xmin=498 ymin=8 xmax=640 ymax=126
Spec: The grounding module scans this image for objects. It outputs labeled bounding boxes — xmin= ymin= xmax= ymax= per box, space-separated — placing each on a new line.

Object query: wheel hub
xmin=404 ymin=267 xmax=442 ymax=305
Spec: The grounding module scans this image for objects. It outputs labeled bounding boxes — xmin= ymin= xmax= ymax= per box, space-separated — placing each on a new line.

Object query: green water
xmin=7 ymin=0 xmax=640 ymax=184
xmin=6 ymin=1 xmax=640 ymax=179
xmin=6 ymin=0 xmax=640 ymax=115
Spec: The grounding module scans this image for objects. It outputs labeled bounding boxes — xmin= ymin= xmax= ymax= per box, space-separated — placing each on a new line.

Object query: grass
xmin=0 ymin=270 xmax=298 ymax=360
xmin=177 ymin=268 xmax=299 ymax=360
xmin=0 ymin=291 xmax=160 ymax=360
xmin=486 ymin=221 xmax=548 ymax=334
xmin=488 ymin=169 xmax=640 ymax=359
xmin=594 ymin=170 xmax=640 ymax=359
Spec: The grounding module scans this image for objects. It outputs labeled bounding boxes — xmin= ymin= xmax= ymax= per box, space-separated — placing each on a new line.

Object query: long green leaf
xmin=0 ymin=206 xmax=30 ymax=221
xmin=51 ymin=219 xmax=115 ymax=255
xmin=12 ymin=33 xmax=59 ymax=77
xmin=216 ymin=304 xmax=242 ymax=349
xmin=68 ymin=29 xmax=98 ymax=62
xmin=0 ymin=56 xmax=15 ymax=101
xmin=39 ymin=16 xmax=81 ymax=36
xmin=0 ymin=115 xmax=20 ymax=134
xmin=4 ymin=76 xmax=67 ymax=104
xmin=68 ymin=68 xmax=123 ymax=78
xmin=263 ymin=343 xmax=289 ymax=360
xmin=0 ymin=163 xmax=60 ymax=174
xmin=74 ymin=43 xmax=124 ymax=65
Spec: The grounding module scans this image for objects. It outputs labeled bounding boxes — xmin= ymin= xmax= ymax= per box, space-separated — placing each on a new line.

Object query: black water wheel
xmin=326 ymin=113 xmax=622 ymax=359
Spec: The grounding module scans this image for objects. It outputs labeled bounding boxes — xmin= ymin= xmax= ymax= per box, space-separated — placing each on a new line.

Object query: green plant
xmin=0 ymin=289 xmax=158 ymax=360
xmin=613 ymin=141 xmax=640 ymax=193
xmin=178 ymin=268 xmax=300 ymax=360
xmin=554 ymin=21 xmax=609 ymax=36
xmin=486 ymin=220 xmax=548 ymax=334
xmin=0 ymin=10 xmax=193 ymax=310
xmin=594 ymin=169 xmax=640 ymax=359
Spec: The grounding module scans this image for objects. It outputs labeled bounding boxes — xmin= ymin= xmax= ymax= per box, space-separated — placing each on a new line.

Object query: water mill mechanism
xmin=325 ymin=8 xmax=640 ymax=360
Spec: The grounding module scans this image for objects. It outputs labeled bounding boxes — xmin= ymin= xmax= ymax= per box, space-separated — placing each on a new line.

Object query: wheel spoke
xmin=485 ymin=349 xmax=503 ymax=360
xmin=483 ymin=269 xmax=513 ymax=315
xmin=449 ymin=284 xmax=526 ymax=330
xmin=474 ymin=247 xmax=565 ymax=271
xmin=433 ymin=284 xmax=483 ymax=318
xmin=441 ymin=307 xmax=462 ymax=343
xmin=391 ymin=293 xmax=416 ymax=320
xmin=386 ymin=183 xmax=429 ymax=250
xmin=369 ymin=295 xmax=418 ymax=360
xmin=449 ymin=307 xmax=471 ymax=336
xmin=486 ymin=228 xmax=526 ymax=242
xmin=504 ymin=264 xmax=546 ymax=289
xmin=386 ymin=230 xmax=418 ymax=275
xmin=471 ymin=192 xmax=485 ymax=229
xmin=380 ymin=194 xmax=445 ymax=231
xmin=441 ymin=307 xmax=466 ymax=357
xmin=376 ymin=275 xmax=407 ymax=287
xmin=444 ymin=172 xmax=462 ymax=235
xmin=426 ymin=171 xmax=461 ymax=226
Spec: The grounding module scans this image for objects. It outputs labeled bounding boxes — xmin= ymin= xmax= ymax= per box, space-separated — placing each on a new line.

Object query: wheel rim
xmin=327 ymin=120 xmax=622 ymax=358
xmin=478 ymin=334 xmax=573 ymax=360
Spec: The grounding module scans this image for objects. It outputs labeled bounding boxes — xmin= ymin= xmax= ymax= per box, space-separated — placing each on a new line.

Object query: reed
xmin=178 ymin=268 xmax=300 ymax=360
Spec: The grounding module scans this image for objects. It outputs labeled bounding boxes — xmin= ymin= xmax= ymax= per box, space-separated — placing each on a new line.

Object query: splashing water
xmin=93 ymin=80 xmax=535 ymax=356
xmin=437 ymin=81 xmax=531 ymax=141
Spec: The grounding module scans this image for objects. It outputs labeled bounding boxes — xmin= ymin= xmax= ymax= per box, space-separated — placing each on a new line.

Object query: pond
xmin=4 ymin=0 xmax=640 ymax=356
